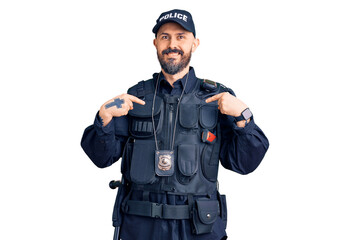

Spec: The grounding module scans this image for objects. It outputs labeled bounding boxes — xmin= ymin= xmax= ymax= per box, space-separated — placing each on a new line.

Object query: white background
xmin=1 ymin=0 xmax=358 ymax=239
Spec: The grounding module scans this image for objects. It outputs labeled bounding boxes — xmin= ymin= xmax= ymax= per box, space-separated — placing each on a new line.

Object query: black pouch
xmin=179 ymin=103 xmax=199 ymax=129
xmin=192 ymin=199 xmax=220 ymax=235
xmin=199 ymin=104 xmax=218 ymax=129
xmin=128 ymin=95 xmax=163 ymax=138
xmin=201 ymin=124 xmax=221 ymax=182
xmin=178 ymin=144 xmax=199 ymax=177
xmin=112 ymin=182 xmax=127 ymax=227
xmin=130 ymin=139 xmax=157 ymax=184
xmin=177 ymin=144 xmax=199 ymax=184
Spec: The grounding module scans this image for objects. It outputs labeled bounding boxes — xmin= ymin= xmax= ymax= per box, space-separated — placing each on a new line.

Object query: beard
xmin=157 ymin=48 xmax=192 ymax=75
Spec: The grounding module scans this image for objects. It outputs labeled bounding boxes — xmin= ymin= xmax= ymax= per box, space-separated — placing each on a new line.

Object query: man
xmin=81 ymin=9 xmax=269 ymax=240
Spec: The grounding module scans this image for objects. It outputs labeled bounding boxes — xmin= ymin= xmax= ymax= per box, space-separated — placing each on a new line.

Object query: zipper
xmin=167 ymin=103 xmax=174 ymax=150
xmin=161 ymin=100 xmax=175 ymax=187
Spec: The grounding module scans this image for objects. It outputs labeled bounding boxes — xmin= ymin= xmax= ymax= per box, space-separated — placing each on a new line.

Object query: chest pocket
xmin=179 ymin=103 xmax=199 ymax=129
xmin=179 ymin=103 xmax=219 ymax=130
xmin=199 ymin=104 xmax=218 ymax=130
xmin=128 ymin=95 xmax=164 ymax=138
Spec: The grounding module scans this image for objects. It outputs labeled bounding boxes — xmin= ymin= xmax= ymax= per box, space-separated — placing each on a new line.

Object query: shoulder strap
xmin=136 ymin=80 xmax=146 ymax=98
xmin=136 ymin=79 xmax=155 ymax=98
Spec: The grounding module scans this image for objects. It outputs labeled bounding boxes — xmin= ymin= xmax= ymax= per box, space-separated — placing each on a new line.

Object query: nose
xmin=168 ymin=38 xmax=178 ymax=50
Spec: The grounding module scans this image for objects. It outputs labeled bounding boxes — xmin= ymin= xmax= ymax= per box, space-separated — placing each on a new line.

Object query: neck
xmin=162 ymin=65 xmax=190 ymax=87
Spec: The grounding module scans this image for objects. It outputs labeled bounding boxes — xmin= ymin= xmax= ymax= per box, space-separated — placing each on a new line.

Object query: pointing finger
xmin=205 ymin=92 xmax=225 ymax=103
xmin=128 ymin=95 xmax=146 ymax=105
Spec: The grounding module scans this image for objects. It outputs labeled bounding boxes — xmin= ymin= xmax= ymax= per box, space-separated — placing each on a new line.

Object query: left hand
xmin=205 ymin=92 xmax=248 ymax=117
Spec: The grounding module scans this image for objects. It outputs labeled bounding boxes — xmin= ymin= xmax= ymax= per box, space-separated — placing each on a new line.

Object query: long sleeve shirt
xmin=81 ymin=67 xmax=269 ymax=240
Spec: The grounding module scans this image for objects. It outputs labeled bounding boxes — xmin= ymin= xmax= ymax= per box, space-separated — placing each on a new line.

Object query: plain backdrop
xmin=1 ymin=0 xmax=358 ymax=239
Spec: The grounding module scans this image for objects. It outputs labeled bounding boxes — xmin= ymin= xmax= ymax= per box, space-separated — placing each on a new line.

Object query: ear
xmin=153 ymin=38 xmax=157 ymax=47
xmin=191 ymin=38 xmax=200 ymax=53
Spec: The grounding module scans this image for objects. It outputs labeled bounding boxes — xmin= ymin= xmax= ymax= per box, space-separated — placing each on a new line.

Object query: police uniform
xmin=81 ymin=9 xmax=269 ymax=240
xmin=81 ymin=66 xmax=269 ymax=240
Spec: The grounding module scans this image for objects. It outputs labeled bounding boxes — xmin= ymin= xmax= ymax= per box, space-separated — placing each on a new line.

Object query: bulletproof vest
xmin=120 ymin=77 xmax=225 ymax=196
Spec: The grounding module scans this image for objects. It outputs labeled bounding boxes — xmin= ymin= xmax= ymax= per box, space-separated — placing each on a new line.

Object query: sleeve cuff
xmin=231 ymin=116 xmax=256 ymax=135
xmin=94 ymin=111 xmax=115 ymax=136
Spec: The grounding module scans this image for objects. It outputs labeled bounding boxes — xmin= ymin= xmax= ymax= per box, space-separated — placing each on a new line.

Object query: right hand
xmin=99 ymin=93 xmax=145 ymax=126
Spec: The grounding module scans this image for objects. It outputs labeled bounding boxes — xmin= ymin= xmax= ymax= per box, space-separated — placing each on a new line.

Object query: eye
xmin=161 ymin=35 xmax=169 ymax=40
xmin=178 ymin=35 xmax=185 ymax=40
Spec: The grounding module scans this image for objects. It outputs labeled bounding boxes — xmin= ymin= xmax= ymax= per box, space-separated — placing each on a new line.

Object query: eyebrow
xmin=159 ymin=32 xmax=186 ymax=36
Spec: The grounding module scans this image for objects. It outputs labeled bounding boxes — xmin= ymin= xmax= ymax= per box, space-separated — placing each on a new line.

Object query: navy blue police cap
xmin=152 ymin=9 xmax=196 ymax=37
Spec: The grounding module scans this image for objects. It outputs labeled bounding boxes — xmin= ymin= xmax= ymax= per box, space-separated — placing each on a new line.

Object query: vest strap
xmin=136 ymin=79 xmax=155 ymax=98
xmin=142 ymin=191 xmax=150 ymax=201
xmin=136 ymin=80 xmax=146 ymax=98
xmin=132 ymin=183 xmax=176 ymax=193
xmin=125 ymin=200 xmax=190 ymax=219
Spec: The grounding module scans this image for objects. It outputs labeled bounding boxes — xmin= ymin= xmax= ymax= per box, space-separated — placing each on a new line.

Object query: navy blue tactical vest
xmin=123 ymin=77 xmax=224 ymax=194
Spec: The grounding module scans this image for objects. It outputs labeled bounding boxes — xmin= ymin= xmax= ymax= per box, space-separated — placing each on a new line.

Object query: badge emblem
xmin=155 ymin=150 xmax=174 ymax=176
xmin=158 ymin=154 xmax=172 ymax=171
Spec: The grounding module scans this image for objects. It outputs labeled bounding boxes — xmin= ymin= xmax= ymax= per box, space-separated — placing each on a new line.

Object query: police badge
xmin=155 ymin=150 xmax=174 ymax=176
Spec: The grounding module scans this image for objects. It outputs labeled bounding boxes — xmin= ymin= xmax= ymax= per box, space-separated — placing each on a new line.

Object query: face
xmin=154 ymin=22 xmax=199 ymax=75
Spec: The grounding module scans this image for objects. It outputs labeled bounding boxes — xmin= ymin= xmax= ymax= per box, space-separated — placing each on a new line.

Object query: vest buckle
xmin=151 ymin=203 xmax=163 ymax=218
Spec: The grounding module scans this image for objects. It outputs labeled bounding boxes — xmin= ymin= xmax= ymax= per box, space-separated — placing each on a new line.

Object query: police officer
xmin=81 ymin=9 xmax=269 ymax=240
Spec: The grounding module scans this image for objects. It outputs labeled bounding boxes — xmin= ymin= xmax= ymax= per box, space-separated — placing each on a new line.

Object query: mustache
xmin=162 ymin=48 xmax=184 ymax=56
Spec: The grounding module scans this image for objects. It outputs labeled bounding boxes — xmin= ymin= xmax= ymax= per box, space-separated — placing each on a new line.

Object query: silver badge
xmin=158 ymin=154 xmax=172 ymax=171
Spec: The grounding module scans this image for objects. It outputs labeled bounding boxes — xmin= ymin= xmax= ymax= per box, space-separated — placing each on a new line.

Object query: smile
xmin=162 ymin=48 xmax=184 ymax=56
xmin=167 ymin=52 xmax=181 ymax=57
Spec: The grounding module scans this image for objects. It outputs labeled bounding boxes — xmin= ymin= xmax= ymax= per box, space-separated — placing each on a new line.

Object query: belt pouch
xmin=192 ymin=199 xmax=219 ymax=235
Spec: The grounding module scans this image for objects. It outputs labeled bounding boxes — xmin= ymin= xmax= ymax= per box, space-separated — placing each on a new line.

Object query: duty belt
xmin=124 ymin=200 xmax=190 ymax=219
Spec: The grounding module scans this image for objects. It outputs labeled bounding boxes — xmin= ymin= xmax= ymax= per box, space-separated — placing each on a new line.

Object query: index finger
xmin=128 ymin=95 xmax=146 ymax=105
xmin=205 ymin=92 xmax=225 ymax=103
